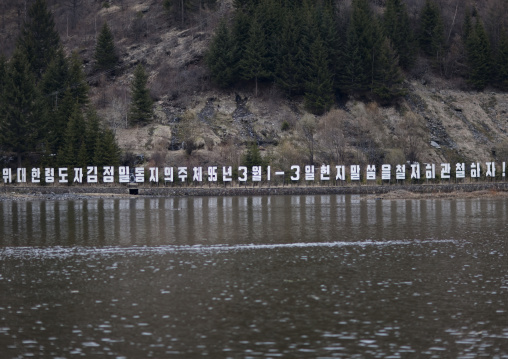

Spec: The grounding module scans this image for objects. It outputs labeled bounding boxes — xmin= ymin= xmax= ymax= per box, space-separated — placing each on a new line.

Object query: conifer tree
xmin=383 ymin=0 xmax=415 ymax=69
xmin=230 ymin=10 xmax=251 ymax=80
xmin=16 ymin=0 xmax=61 ymax=80
xmin=206 ymin=20 xmax=235 ymax=88
xmin=304 ymin=36 xmax=334 ymax=115
xmin=0 ymin=56 xmax=6 ymax=117
xmin=242 ymin=141 xmax=266 ymax=169
xmin=94 ymin=22 xmax=118 ymax=72
xmin=58 ymin=103 xmax=86 ymax=166
xmin=419 ymin=0 xmax=444 ymax=59
xmin=39 ymin=48 xmax=69 ymax=111
xmin=0 ymin=55 xmax=6 ymax=94
xmin=339 ymin=0 xmax=382 ymax=95
xmin=84 ymin=109 xmax=101 ymax=163
xmin=372 ymin=38 xmax=405 ymax=104
xmin=50 ymin=88 xmax=76 ymax=155
xmin=495 ymin=30 xmax=508 ymax=91
xmin=94 ymin=129 xmax=121 ymax=167
xmin=67 ymin=52 xmax=89 ymax=106
xmin=77 ymin=141 xmax=89 ymax=169
xmin=339 ymin=25 xmax=365 ymax=94
xmin=317 ymin=3 xmax=342 ymax=90
xmin=0 ymin=50 xmax=37 ymax=167
xmin=466 ymin=18 xmax=492 ymax=90
xmin=253 ymin=0 xmax=282 ymax=77
xmin=276 ymin=8 xmax=306 ymax=95
xmin=128 ymin=64 xmax=153 ymax=126
xmin=463 ymin=8 xmax=473 ymax=43
xmin=240 ymin=16 xmax=270 ymax=96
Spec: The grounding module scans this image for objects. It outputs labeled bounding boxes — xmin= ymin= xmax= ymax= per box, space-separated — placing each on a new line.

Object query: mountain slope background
xmin=1 ymin=0 xmax=508 ymax=172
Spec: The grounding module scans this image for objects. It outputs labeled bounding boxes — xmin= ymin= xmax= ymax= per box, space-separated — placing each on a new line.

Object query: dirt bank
xmin=2 ymin=183 xmax=508 ymax=201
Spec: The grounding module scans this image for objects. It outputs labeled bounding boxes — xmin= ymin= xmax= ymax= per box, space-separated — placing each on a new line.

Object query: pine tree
xmin=38 ymin=48 xmax=69 ymax=111
xmin=463 ymin=7 xmax=473 ymax=43
xmin=94 ymin=129 xmax=121 ymax=167
xmin=339 ymin=25 xmax=365 ymax=94
xmin=16 ymin=0 xmax=61 ymax=80
xmin=338 ymin=0 xmax=381 ymax=95
xmin=372 ymin=38 xmax=405 ymax=104
xmin=276 ymin=7 xmax=306 ymax=95
xmin=0 ymin=50 xmax=37 ymax=167
xmin=77 ymin=141 xmax=88 ymax=168
xmin=317 ymin=3 xmax=342 ymax=90
xmin=495 ymin=30 xmax=508 ymax=91
xmin=304 ymin=36 xmax=334 ymax=115
xmin=50 ymin=88 xmax=76 ymax=155
xmin=253 ymin=0 xmax=282 ymax=77
xmin=0 ymin=56 xmax=6 ymax=117
xmin=206 ymin=20 xmax=235 ymax=88
xmin=383 ymin=0 xmax=415 ymax=70
xmin=0 ymin=55 xmax=6 ymax=94
xmin=67 ymin=51 xmax=89 ymax=106
xmin=84 ymin=108 xmax=101 ymax=164
xmin=466 ymin=18 xmax=492 ymax=90
xmin=419 ymin=0 xmax=444 ymax=59
xmin=242 ymin=141 xmax=265 ymax=169
xmin=240 ymin=16 xmax=270 ymax=96
xmin=128 ymin=64 xmax=153 ymax=126
xmin=94 ymin=22 xmax=118 ymax=72
xmin=230 ymin=10 xmax=251 ymax=80
xmin=58 ymin=103 xmax=86 ymax=166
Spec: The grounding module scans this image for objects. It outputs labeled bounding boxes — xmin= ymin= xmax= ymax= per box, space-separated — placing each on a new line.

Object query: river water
xmin=0 ymin=195 xmax=507 ymax=358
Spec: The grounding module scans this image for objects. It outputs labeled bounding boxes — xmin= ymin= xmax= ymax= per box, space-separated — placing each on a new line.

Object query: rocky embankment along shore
xmin=1 ymin=183 xmax=508 ymax=200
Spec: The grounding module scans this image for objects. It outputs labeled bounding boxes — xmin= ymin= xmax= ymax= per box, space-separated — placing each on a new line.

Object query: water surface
xmin=1 ymin=195 xmax=507 ymax=358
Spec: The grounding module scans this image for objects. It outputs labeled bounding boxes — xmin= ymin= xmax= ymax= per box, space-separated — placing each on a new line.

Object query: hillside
xmin=1 ymin=0 xmax=508 ymax=170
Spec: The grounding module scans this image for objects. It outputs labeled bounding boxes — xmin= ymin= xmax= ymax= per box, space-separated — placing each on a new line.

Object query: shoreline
xmin=2 ymin=183 xmax=508 ymax=200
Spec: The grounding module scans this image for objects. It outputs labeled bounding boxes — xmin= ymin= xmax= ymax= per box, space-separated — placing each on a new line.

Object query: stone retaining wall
xmin=2 ymin=183 xmax=508 ymax=197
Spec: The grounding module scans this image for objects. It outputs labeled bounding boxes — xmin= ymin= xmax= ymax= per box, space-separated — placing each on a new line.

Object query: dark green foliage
xmin=304 ymin=36 xmax=334 ymax=115
xmin=252 ymin=0 xmax=282 ymax=77
xmin=128 ymin=64 xmax=153 ymax=126
xmin=206 ymin=20 xmax=235 ymax=88
xmin=163 ymin=0 xmax=217 ymax=26
xmin=372 ymin=38 xmax=406 ymax=104
xmin=0 ymin=55 xmax=6 ymax=94
xmin=230 ymin=11 xmax=252 ymax=79
xmin=383 ymin=0 xmax=415 ymax=69
xmin=339 ymin=0 xmax=381 ymax=94
xmin=94 ymin=22 xmax=118 ymax=72
xmin=0 ymin=56 xmax=6 ymax=117
xmin=16 ymin=0 xmax=61 ymax=80
xmin=206 ymin=0 xmax=409 ymax=106
xmin=276 ymin=8 xmax=306 ymax=95
xmin=419 ymin=0 xmax=444 ymax=58
xmin=67 ymin=52 xmax=89 ymax=106
xmin=463 ymin=8 xmax=473 ymax=43
xmin=38 ymin=48 xmax=69 ymax=111
xmin=38 ymin=50 xmax=90 ymax=158
xmin=316 ymin=3 xmax=342 ymax=90
xmin=495 ymin=30 xmax=508 ymax=90
xmin=94 ymin=129 xmax=121 ymax=167
xmin=240 ymin=16 xmax=270 ymax=96
xmin=58 ymin=104 xmax=86 ymax=166
xmin=466 ymin=18 xmax=492 ymax=90
xmin=84 ymin=109 xmax=101 ymax=164
xmin=0 ymin=50 xmax=37 ymax=167
xmin=339 ymin=25 xmax=366 ymax=94
xmin=242 ymin=142 xmax=266 ymax=168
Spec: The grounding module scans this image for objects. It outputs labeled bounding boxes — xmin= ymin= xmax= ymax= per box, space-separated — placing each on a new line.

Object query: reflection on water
xmin=1 ymin=195 xmax=507 ymax=246
xmin=0 ymin=195 xmax=507 ymax=358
